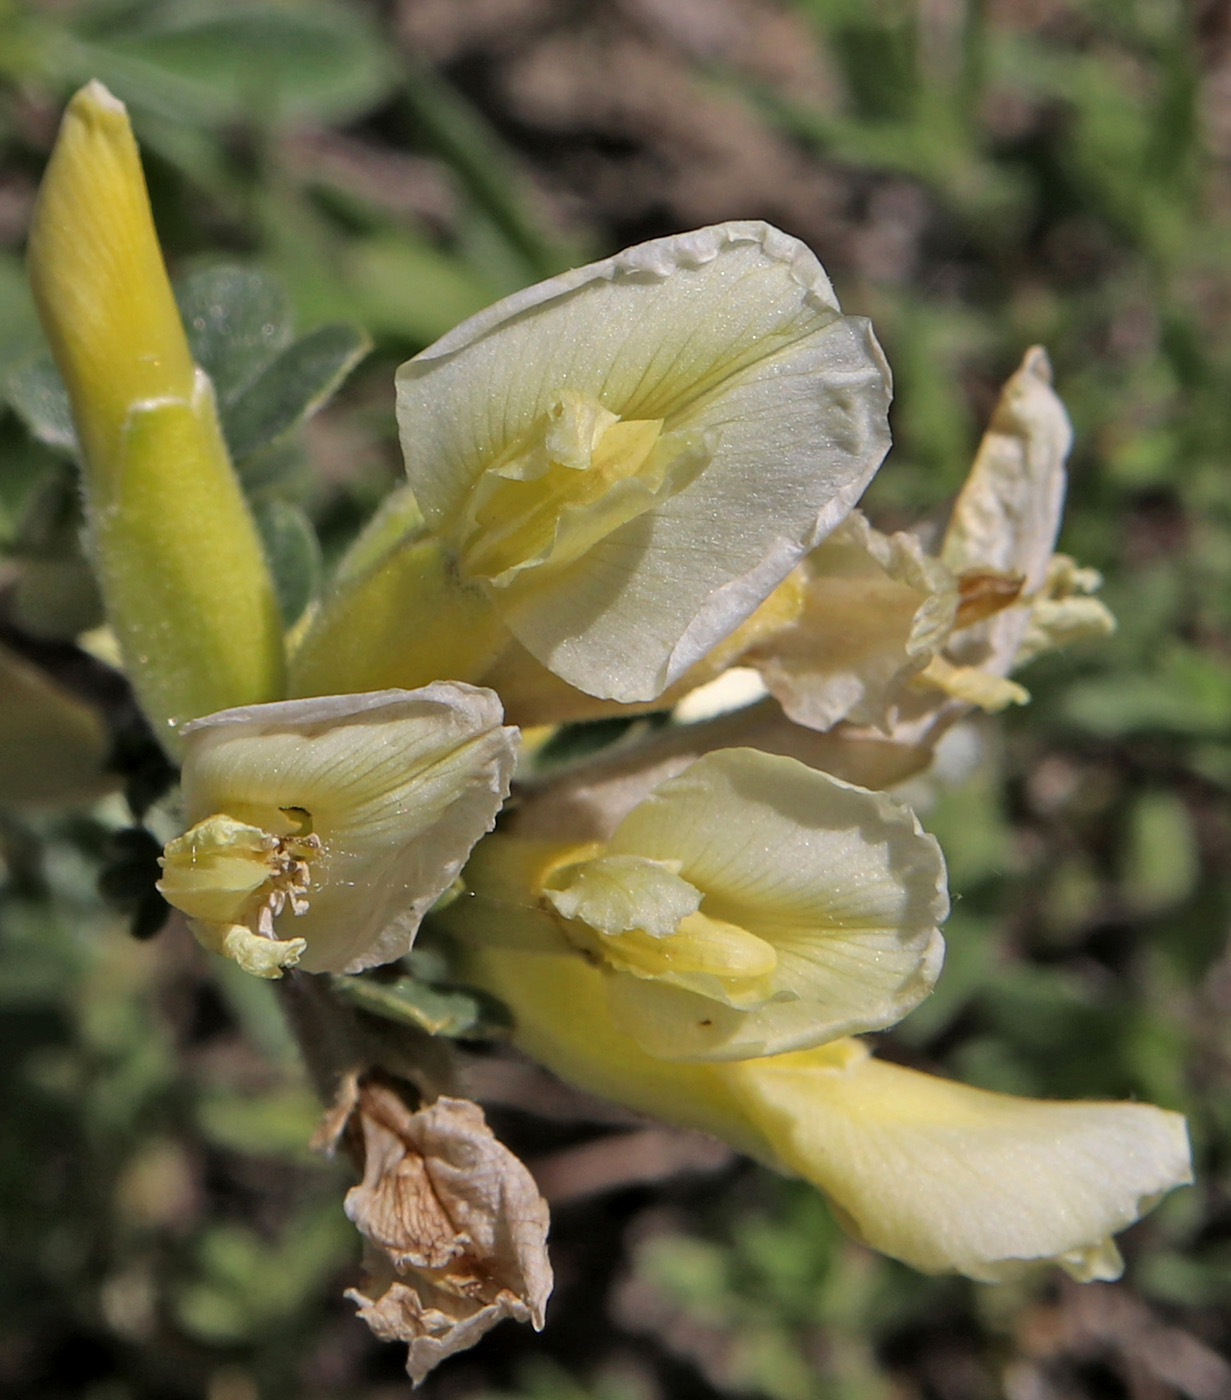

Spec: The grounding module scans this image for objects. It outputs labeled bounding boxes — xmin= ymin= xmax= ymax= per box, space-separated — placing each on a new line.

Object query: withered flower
xmin=318 ymin=1074 xmax=552 ymax=1385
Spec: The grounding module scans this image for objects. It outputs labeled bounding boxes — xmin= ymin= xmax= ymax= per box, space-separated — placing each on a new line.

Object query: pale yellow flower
xmin=392 ymin=221 xmax=891 ymax=703
xmin=444 ymin=748 xmax=947 ymax=1060
xmin=159 ymin=686 xmax=516 ymax=976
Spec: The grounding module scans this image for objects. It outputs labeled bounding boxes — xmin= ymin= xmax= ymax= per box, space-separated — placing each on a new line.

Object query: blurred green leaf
xmin=0 ymin=253 xmax=41 ymax=371
xmin=196 ymin=1085 xmax=323 ymax=1160
xmin=342 ymin=233 xmax=499 ymax=345
xmin=223 ymin=321 xmax=370 ymax=462
xmin=398 ymin=54 xmax=580 ymax=284
xmin=251 ymin=497 xmax=321 ymax=628
xmin=76 ymin=0 xmax=398 ymax=127
xmin=4 ymin=354 xmax=77 ymax=456
xmin=1062 ymin=645 xmax=1231 ymax=738
xmin=5 ymin=465 xmax=104 ymax=639
xmin=176 ymin=1199 xmax=349 ymax=1343
xmin=176 ymin=264 xmax=294 ymax=404
xmin=1122 ymin=788 xmax=1199 ymax=913
xmin=333 ymin=972 xmax=512 ymax=1040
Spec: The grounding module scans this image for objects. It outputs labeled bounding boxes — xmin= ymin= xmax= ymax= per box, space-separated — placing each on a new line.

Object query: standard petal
xmin=178 ymin=685 xmax=517 ymax=973
xmin=397 ymin=222 xmax=891 ymax=701
xmin=725 ymin=1042 xmax=1193 ymax=1281
xmin=599 ymin=748 xmax=949 ymax=1058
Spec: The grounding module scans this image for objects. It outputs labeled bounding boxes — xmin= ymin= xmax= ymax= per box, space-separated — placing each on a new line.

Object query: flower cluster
xmin=25 ymin=81 xmax=1191 ymax=1381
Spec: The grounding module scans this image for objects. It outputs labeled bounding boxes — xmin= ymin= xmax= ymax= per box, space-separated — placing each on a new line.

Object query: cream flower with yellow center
xmin=158 ymin=684 xmax=517 ymax=977
xmin=395 ymin=221 xmax=891 ymax=703
xmin=445 ymin=748 xmax=948 ymax=1061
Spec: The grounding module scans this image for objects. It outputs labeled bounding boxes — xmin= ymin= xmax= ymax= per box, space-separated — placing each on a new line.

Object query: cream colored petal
xmin=544 ymin=853 xmax=702 ymax=938
xmin=397 ymin=222 xmax=891 ymax=701
xmin=725 ymin=1042 xmax=1193 ymax=1281
xmin=454 ymin=943 xmax=1192 ymax=1285
xmin=941 ymin=347 xmax=1071 ymax=678
xmin=1016 ymin=554 xmax=1117 ymax=666
xmin=1019 ymin=595 xmax=1116 ymax=663
xmin=603 ymin=934 xmax=938 ymax=1061
xmin=457 ymin=940 xmax=769 ymax=1158
xmin=179 ymin=685 xmax=517 ymax=973
xmin=193 ymin=920 xmax=306 ymax=980
xmin=600 ymin=748 xmax=948 ymax=1058
xmin=911 ymin=655 xmax=1030 ymax=711
xmin=748 ymin=512 xmax=960 ymax=732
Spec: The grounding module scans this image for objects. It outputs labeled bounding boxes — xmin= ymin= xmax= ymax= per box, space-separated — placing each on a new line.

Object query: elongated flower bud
xmin=27 ymin=82 xmax=284 ymax=748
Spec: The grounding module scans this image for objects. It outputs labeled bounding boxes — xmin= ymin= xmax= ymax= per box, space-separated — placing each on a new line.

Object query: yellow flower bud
xmin=27 ymin=82 xmax=284 ymax=747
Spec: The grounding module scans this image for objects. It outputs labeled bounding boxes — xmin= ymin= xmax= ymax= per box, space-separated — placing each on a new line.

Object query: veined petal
xmin=397 ymin=222 xmax=891 ymax=702
xmin=591 ymin=748 xmax=948 ymax=1059
xmin=168 ymin=685 xmax=516 ymax=974
xmin=725 ymin=1042 xmax=1193 ymax=1282
xmin=457 ymin=941 xmax=767 ymax=1157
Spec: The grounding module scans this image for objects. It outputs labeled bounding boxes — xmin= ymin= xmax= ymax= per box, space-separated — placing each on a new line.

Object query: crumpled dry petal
xmin=320 ymin=1076 xmax=552 ymax=1385
xmin=938 ymin=345 xmax=1072 ymax=683
xmin=744 ymin=511 xmax=959 ymax=732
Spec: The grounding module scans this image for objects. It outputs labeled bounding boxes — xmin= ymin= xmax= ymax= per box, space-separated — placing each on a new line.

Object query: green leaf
xmin=1122 ymin=789 xmax=1199 ymax=914
xmin=333 ymin=973 xmax=512 ymax=1040
xmin=82 ymin=0 xmax=398 ymax=128
xmin=4 ymin=354 xmax=77 ymax=456
xmin=196 ymin=1085 xmax=324 ymax=1159
xmin=6 ymin=467 xmax=105 ymax=639
xmin=399 ymin=53 xmax=581 ymax=283
xmin=175 ymin=265 xmax=294 ymax=405
xmin=222 ymin=322 xmax=370 ymax=462
xmin=1062 ymin=648 xmax=1231 ymax=738
xmin=251 ymin=497 xmax=321 ymax=628
xmin=0 ymin=252 xmax=40 ymax=371
xmin=343 ymin=234 xmax=500 ymax=345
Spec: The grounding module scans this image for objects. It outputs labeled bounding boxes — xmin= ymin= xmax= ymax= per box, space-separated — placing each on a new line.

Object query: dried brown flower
xmin=319 ymin=1074 xmax=552 ymax=1384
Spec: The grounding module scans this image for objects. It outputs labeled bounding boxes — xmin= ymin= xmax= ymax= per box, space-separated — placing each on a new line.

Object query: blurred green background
xmin=2 ymin=1 xmax=1230 ymax=1396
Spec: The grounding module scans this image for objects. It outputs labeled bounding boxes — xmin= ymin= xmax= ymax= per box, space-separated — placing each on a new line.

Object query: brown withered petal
xmin=325 ymin=1078 xmax=552 ymax=1385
